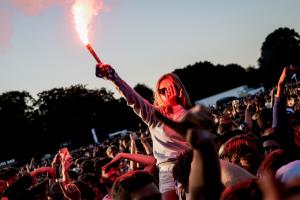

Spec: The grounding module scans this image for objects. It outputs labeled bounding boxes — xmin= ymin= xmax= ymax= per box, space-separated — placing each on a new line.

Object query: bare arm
xmin=272 ymin=66 xmax=300 ymax=151
xmin=30 ymin=167 xmax=54 ymax=177
xmin=129 ymin=133 xmax=138 ymax=170
xmin=188 ymin=129 xmax=222 ymax=200
xmin=30 ymin=167 xmax=56 ymax=183
xmin=102 ymin=153 xmax=156 ymax=172
xmin=96 ymin=64 xmax=158 ymax=126
xmin=244 ymin=104 xmax=253 ymax=131
xmin=141 ymin=133 xmax=153 ymax=155
xmin=61 ymin=157 xmax=72 ymax=184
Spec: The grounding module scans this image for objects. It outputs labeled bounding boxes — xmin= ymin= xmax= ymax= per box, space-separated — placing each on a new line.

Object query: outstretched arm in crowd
xmin=61 ymin=155 xmax=72 ymax=184
xmin=26 ymin=157 xmax=35 ymax=173
xmin=30 ymin=167 xmax=56 ymax=183
xmin=141 ymin=132 xmax=153 ymax=155
xmin=273 ymin=66 xmax=297 ymax=126
xmin=154 ymin=105 xmax=222 ymax=200
xmin=270 ymin=87 xmax=276 ymax=107
xmin=95 ymin=63 xmax=159 ymax=127
xmin=129 ymin=132 xmax=138 ymax=170
xmin=244 ymin=103 xmax=253 ymax=132
xmin=273 ymin=66 xmax=300 ymax=151
xmin=102 ymin=152 xmax=156 ymax=174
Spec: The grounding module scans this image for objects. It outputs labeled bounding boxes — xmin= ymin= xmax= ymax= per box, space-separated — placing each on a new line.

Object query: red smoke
xmin=0 ymin=11 xmax=12 ymax=54
xmin=0 ymin=0 xmax=109 ymax=54
xmin=12 ymin=0 xmax=69 ymax=16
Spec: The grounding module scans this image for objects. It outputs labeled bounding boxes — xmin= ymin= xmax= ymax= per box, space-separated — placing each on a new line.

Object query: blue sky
xmin=1 ymin=0 xmax=300 ymax=98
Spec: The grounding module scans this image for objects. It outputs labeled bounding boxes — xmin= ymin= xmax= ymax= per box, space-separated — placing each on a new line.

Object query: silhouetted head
xmin=112 ymin=170 xmax=160 ymax=200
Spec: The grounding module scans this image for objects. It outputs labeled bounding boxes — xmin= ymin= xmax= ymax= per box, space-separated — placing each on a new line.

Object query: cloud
xmin=0 ymin=11 xmax=13 ymax=54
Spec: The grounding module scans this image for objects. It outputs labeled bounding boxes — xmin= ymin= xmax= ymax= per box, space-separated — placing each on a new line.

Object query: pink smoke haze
xmin=12 ymin=0 xmax=69 ymax=16
xmin=0 ymin=11 xmax=12 ymax=54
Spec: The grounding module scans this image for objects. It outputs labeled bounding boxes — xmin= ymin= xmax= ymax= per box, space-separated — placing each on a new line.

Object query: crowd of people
xmin=0 ymin=65 xmax=300 ymax=200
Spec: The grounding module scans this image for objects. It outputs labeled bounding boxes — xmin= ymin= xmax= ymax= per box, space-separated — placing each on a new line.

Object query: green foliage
xmin=173 ymin=61 xmax=255 ymax=103
xmin=0 ymin=91 xmax=35 ymax=161
xmin=258 ymin=27 xmax=300 ymax=88
xmin=0 ymin=86 xmax=142 ymax=162
xmin=133 ymin=83 xmax=154 ymax=104
xmin=32 ymin=85 xmax=141 ymax=153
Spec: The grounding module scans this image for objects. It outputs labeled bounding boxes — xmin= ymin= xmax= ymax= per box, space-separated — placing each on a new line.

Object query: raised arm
xmin=102 ymin=153 xmax=156 ymax=173
xmin=129 ymin=132 xmax=138 ymax=170
xmin=95 ymin=64 xmax=158 ymax=126
xmin=140 ymin=132 xmax=153 ymax=155
xmin=244 ymin=104 xmax=253 ymax=132
xmin=30 ymin=167 xmax=56 ymax=183
xmin=272 ymin=67 xmax=300 ymax=150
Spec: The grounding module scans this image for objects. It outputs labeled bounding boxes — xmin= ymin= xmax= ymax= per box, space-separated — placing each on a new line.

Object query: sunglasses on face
xmin=158 ymin=88 xmax=167 ymax=95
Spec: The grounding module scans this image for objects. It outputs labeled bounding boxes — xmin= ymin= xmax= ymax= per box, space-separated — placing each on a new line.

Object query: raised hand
xmin=278 ymin=66 xmax=300 ymax=86
xmin=95 ymin=63 xmax=116 ymax=80
xmin=51 ymin=153 xmax=61 ymax=167
xmin=165 ymin=83 xmax=178 ymax=106
xmin=277 ymin=66 xmax=300 ymax=97
xmin=140 ymin=132 xmax=147 ymax=144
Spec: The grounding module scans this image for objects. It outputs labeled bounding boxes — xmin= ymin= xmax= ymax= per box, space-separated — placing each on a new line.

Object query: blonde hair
xmin=153 ymin=73 xmax=192 ymax=114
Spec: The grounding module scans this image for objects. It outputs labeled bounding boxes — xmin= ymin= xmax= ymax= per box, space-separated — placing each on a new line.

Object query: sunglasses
xmin=158 ymin=87 xmax=167 ymax=95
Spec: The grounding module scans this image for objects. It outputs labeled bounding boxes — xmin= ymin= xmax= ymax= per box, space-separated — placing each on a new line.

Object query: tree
xmin=0 ymin=91 xmax=35 ymax=161
xmin=33 ymin=85 xmax=143 ymax=153
xmin=173 ymin=61 xmax=247 ymax=103
xmin=134 ymin=84 xmax=154 ymax=104
xmin=33 ymin=85 xmax=118 ymax=150
xmin=258 ymin=27 xmax=300 ymax=88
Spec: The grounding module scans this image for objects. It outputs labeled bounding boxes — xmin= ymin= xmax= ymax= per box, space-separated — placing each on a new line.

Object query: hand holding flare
xmin=95 ymin=63 xmax=116 ymax=80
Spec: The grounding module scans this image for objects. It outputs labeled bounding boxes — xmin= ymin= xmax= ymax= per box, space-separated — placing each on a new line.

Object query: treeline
xmin=174 ymin=27 xmax=300 ymax=102
xmin=174 ymin=62 xmax=261 ymax=103
xmin=0 ymin=86 xmax=148 ymax=162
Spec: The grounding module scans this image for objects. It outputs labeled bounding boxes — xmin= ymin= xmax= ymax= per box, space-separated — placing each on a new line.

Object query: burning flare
xmin=72 ymin=0 xmax=104 ymax=63
xmin=72 ymin=0 xmax=102 ymax=45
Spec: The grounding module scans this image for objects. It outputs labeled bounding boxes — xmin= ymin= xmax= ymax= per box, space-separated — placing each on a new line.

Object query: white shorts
xmin=158 ymin=162 xmax=176 ymax=193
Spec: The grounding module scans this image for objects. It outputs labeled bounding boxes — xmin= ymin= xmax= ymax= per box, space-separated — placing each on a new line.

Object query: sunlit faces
xmin=158 ymin=79 xmax=173 ymax=95
xmin=158 ymin=78 xmax=178 ymax=106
